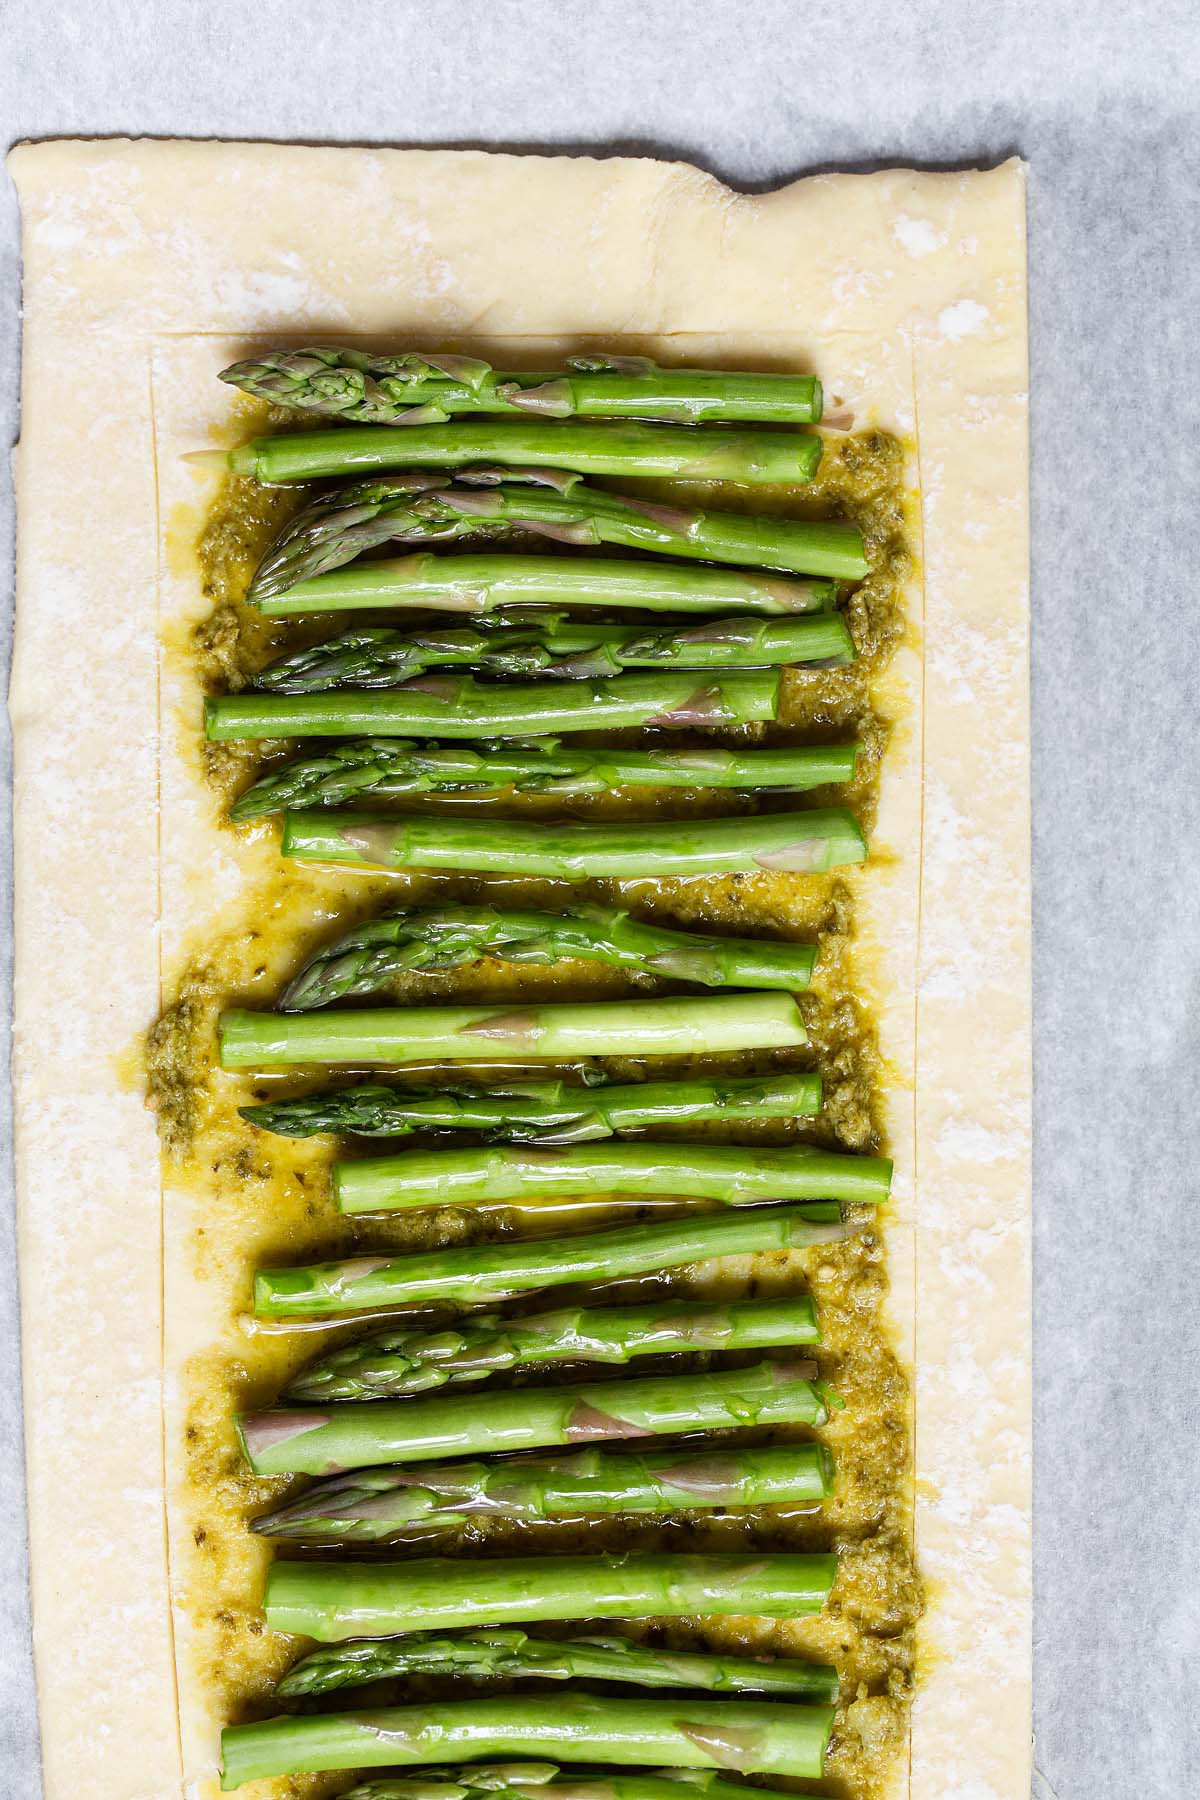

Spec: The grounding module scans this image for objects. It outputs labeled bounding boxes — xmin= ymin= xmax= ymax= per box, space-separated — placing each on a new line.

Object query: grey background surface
xmin=2 ymin=4 xmax=1198 ymax=1796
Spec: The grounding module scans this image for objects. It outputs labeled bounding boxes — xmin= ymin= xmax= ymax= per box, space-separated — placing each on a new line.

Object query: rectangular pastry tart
xmin=9 ymin=141 xmax=1030 ymax=1800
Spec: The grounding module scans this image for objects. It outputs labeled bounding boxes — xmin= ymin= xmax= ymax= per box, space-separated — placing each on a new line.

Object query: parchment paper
xmin=2 ymin=4 xmax=1198 ymax=1797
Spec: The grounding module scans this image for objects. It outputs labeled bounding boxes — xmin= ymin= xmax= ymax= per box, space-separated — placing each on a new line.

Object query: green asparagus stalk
xmin=205 ymin=669 xmax=782 ymax=742
xmin=243 ymin=1073 xmax=823 ymax=1147
xmin=283 ymin=1293 xmax=820 ymax=1402
xmin=252 ymin=1441 xmax=834 ymax=1538
xmin=226 ymin=420 xmax=824 ymax=487
xmin=255 ymin=1202 xmax=844 ymax=1318
xmin=250 ymin=485 xmax=864 ymax=605
xmin=279 ymin=904 xmax=819 ymax=1011
xmin=264 ymin=1550 xmax=838 ymax=1639
xmin=335 ymin=1768 xmax=821 ymax=1800
xmin=281 ymin=807 xmax=867 ymax=880
xmin=255 ymin=1056 xmax=610 ymax=1088
xmin=279 ymin=1629 xmax=837 ymax=1701
xmin=253 ymin=613 xmax=853 ymax=693
xmin=220 ymin=349 xmax=824 ymax=424
xmin=231 ymin=739 xmax=860 ymax=819
xmin=336 ymin=1143 xmax=891 ymax=1216
xmin=220 ymin=1690 xmax=835 ymax=1788
xmin=262 ymin=552 xmax=842 ymax=615
xmin=219 ymin=992 xmax=808 ymax=1069
xmin=237 ymin=1357 xmax=836 ymax=1477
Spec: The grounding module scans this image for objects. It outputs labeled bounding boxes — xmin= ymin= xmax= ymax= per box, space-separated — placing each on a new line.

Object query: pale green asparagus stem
xmin=254 ymin=1203 xmax=844 ymax=1318
xmin=219 ymin=1689 xmax=836 ymax=1787
xmin=335 ymin=1143 xmax=890 ymax=1215
xmin=278 ymin=1629 xmax=837 ymax=1701
xmin=219 ymin=992 xmax=808 ymax=1069
xmin=278 ymin=903 xmax=819 ymax=1010
xmin=242 ymin=1073 xmax=823 ymax=1147
xmin=334 ymin=1770 xmax=817 ymax=1800
xmin=226 ymin=419 xmax=824 ymax=486
xmin=220 ymin=349 xmax=824 ymax=423
xmin=283 ymin=1292 xmax=820 ymax=1402
xmin=252 ymin=612 xmax=853 ymax=690
xmin=252 ymin=1442 xmax=834 ymax=1539
xmin=205 ymin=669 xmax=782 ymax=741
xmin=263 ymin=1549 xmax=839 ymax=1638
xmin=262 ymin=549 xmax=844 ymax=613
xmin=281 ymin=807 xmax=867 ymax=880
xmin=237 ymin=1357 xmax=837 ymax=1476
xmin=338 ymin=1771 xmax=827 ymax=1800
xmin=230 ymin=739 xmax=860 ymax=818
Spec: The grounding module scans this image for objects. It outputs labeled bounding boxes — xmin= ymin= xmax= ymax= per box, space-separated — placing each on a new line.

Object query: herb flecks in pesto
xmin=145 ymin=963 xmax=223 ymax=1155
xmin=150 ymin=419 xmax=922 ymax=1800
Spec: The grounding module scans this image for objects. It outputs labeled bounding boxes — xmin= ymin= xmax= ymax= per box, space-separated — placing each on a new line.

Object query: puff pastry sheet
xmin=8 ymin=141 xmax=1030 ymax=1800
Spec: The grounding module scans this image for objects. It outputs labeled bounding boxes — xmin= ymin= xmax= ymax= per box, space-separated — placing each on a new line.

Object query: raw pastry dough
xmin=8 ymin=142 xmax=1029 ymax=1800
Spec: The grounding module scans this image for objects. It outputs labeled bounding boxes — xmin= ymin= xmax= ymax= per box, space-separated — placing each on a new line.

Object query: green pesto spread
xmin=148 ymin=420 xmax=921 ymax=1800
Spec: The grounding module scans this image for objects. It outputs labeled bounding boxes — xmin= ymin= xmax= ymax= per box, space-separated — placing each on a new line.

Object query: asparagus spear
xmin=252 ymin=1442 xmax=834 ymax=1538
xmin=264 ymin=1550 xmax=838 ymax=1639
xmin=221 ymin=349 xmax=824 ymax=424
xmin=262 ymin=554 xmax=843 ymax=617
xmin=219 ymin=992 xmax=808 ymax=1069
xmin=231 ymin=740 xmax=860 ymax=819
xmin=279 ymin=1629 xmax=837 ymax=1701
xmin=204 ymin=669 xmax=782 ymax=741
xmin=226 ymin=420 xmax=824 ymax=487
xmin=281 ymin=807 xmax=868 ymax=880
xmin=279 ymin=904 xmax=819 ymax=1011
xmin=336 ymin=1143 xmax=891 ymax=1215
xmin=219 ymin=1690 xmax=835 ymax=1788
xmin=237 ymin=1357 xmax=836 ymax=1476
xmin=335 ymin=1771 xmax=814 ymax=1800
xmin=252 ymin=613 xmax=853 ymax=692
xmin=255 ymin=1202 xmax=844 ymax=1318
xmin=344 ymin=1774 xmax=824 ymax=1800
xmin=283 ymin=1293 xmax=820 ymax=1402
xmin=250 ymin=487 xmax=864 ymax=605
xmin=242 ymin=1073 xmax=823 ymax=1147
